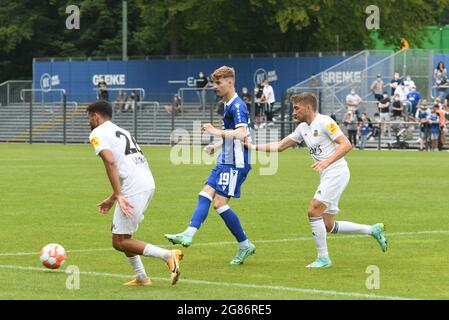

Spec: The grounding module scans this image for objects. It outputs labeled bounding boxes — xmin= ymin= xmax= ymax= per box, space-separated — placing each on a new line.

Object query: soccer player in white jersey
xmin=165 ymin=66 xmax=256 ymax=265
xmin=87 ymin=101 xmax=183 ymax=285
xmin=245 ymin=93 xmax=387 ymax=268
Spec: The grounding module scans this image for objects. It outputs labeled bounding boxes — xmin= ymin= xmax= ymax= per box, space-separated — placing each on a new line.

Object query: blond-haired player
xmin=165 ymin=66 xmax=256 ymax=265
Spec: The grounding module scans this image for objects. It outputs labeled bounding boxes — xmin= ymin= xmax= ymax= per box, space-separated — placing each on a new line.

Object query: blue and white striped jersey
xmin=217 ymin=93 xmax=251 ymax=169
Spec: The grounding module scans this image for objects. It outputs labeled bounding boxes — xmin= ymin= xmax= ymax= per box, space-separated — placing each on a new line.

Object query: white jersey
xmin=288 ymin=113 xmax=348 ymax=172
xmin=89 ymin=121 xmax=155 ymax=196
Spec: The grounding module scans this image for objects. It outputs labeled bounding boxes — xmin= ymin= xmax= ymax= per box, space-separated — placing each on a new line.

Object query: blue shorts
xmin=206 ymin=166 xmax=250 ymax=198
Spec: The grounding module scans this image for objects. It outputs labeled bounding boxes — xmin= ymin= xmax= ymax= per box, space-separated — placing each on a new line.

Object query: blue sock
xmin=188 ymin=192 xmax=212 ymax=229
xmin=217 ymin=205 xmax=247 ymax=242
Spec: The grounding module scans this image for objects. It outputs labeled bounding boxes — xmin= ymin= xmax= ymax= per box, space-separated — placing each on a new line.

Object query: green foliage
xmin=1 ymin=0 xmax=449 ymax=81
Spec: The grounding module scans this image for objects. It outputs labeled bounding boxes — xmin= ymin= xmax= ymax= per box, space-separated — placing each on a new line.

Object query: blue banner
xmin=34 ymin=55 xmax=348 ymax=103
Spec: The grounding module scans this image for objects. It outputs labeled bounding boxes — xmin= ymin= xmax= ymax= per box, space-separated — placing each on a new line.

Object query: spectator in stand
xmin=254 ymin=82 xmax=264 ymax=129
xmin=391 ymin=93 xmax=404 ymax=120
xmin=434 ymin=61 xmax=448 ymax=102
xmin=434 ymin=100 xmax=446 ymax=150
xmin=113 ymin=90 xmax=127 ymax=113
xmin=216 ymin=99 xmax=225 ymax=116
xmin=371 ymin=112 xmax=381 ymax=139
xmin=406 ymin=84 xmax=421 ymax=118
xmin=196 ymin=71 xmax=210 ymax=111
xmin=390 ymin=72 xmax=402 ymax=96
xmin=345 ymin=88 xmax=362 ymax=117
xmin=378 ymin=92 xmax=391 ymax=137
xmin=124 ymin=90 xmax=140 ymax=112
xmin=429 ymin=104 xmax=441 ymax=151
xmin=359 ymin=115 xmax=371 ymax=150
xmin=261 ymin=79 xmax=276 ymax=127
xmin=394 ymin=81 xmax=409 ymax=102
xmin=97 ymin=82 xmax=109 ymax=101
xmin=370 ymin=74 xmax=385 ymax=101
xmin=164 ymin=94 xmax=182 ymax=115
xmin=241 ymin=86 xmax=252 ymax=115
xmin=403 ymin=75 xmax=415 ymax=91
xmin=415 ymin=100 xmax=431 ymax=151
xmin=343 ymin=110 xmax=357 ymax=147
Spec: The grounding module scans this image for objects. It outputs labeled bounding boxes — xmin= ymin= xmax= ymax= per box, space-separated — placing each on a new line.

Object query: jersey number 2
xmin=115 ymin=131 xmax=142 ymax=155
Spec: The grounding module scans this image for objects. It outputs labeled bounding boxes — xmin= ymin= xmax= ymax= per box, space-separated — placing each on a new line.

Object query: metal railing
xmin=177 ymin=87 xmax=216 ymax=115
xmin=0 ymin=80 xmax=32 ymax=106
xmin=92 ymin=87 xmax=146 ymax=101
xmin=20 ymin=89 xmax=67 ymax=144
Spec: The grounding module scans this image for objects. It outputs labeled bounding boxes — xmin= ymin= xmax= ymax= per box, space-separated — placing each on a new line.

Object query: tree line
xmin=1 ymin=0 xmax=448 ymax=82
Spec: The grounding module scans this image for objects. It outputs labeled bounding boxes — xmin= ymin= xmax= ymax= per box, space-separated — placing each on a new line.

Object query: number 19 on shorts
xmin=218 ymin=172 xmax=230 ymax=186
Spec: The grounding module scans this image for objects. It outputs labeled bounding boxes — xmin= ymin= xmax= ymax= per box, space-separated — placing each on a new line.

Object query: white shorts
xmin=313 ymin=165 xmax=350 ymax=214
xmin=379 ymin=113 xmax=390 ymax=122
xmin=112 ymin=189 xmax=154 ymax=235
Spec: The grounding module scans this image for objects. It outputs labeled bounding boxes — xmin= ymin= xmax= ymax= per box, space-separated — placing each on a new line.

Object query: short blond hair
xmin=290 ymin=92 xmax=318 ymax=111
xmin=211 ymin=66 xmax=235 ymax=81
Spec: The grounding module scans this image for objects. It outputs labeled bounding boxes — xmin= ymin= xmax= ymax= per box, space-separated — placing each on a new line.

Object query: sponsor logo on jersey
xmin=90 ymin=136 xmax=100 ymax=148
xmin=313 ymin=130 xmax=319 ymax=137
xmin=309 ymin=145 xmax=323 ymax=156
xmin=326 ymin=122 xmax=340 ymax=135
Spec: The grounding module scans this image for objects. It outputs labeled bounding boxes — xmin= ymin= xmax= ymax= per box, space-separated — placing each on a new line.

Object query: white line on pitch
xmin=0 ymin=264 xmax=419 ymax=300
xmin=0 ymin=229 xmax=447 ymax=257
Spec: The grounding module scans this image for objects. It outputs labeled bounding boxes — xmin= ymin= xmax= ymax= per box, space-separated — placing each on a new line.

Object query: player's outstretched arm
xmin=245 ymin=136 xmax=296 ymax=153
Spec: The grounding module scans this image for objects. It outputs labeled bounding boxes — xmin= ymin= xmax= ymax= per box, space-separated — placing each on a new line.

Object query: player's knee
xmin=324 ymin=221 xmax=334 ymax=232
xmin=213 ymin=200 xmax=227 ymax=210
xmin=112 ymin=237 xmax=124 ymax=252
xmin=307 ymin=206 xmax=321 ymax=218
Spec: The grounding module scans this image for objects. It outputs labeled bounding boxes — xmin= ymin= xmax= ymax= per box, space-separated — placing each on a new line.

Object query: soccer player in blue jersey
xmin=165 ymin=66 xmax=256 ymax=265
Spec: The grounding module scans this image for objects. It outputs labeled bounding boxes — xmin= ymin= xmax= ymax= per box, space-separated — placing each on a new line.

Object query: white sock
xmin=183 ymin=226 xmax=197 ymax=237
xmin=309 ymin=217 xmax=328 ymax=259
xmin=143 ymin=244 xmax=171 ymax=261
xmin=127 ymin=255 xmax=148 ymax=281
xmin=331 ymin=221 xmax=372 ymax=235
xmin=238 ymin=239 xmax=249 ymax=250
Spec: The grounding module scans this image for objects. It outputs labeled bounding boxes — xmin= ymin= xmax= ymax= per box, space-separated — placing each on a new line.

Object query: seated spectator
xmin=124 ymin=90 xmax=141 ymax=112
xmin=113 ymin=90 xmax=127 ymax=113
xmin=164 ymin=94 xmax=182 ymax=115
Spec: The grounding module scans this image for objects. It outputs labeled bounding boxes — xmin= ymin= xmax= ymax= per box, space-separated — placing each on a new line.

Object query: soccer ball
xmin=39 ymin=243 xmax=67 ymax=269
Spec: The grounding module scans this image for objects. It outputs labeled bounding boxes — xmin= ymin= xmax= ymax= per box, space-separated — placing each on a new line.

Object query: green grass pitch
xmin=0 ymin=144 xmax=448 ymax=300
